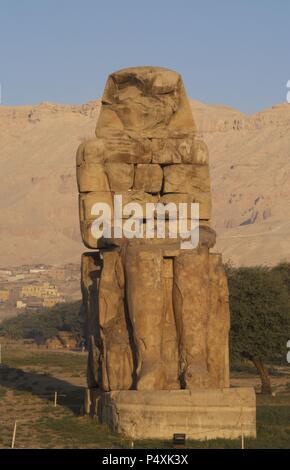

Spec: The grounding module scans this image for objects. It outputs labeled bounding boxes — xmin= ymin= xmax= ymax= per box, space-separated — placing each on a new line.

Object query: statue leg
xmin=125 ymin=247 xmax=166 ymax=390
xmin=162 ymin=257 xmax=180 ymax=389
xmin=173 ymin=248 xmax=210 ymax=389
xmin=81 ymin=252 xmax=102 ymax=389
xmin=207 ymin=254 xmax=230 ymax=388
xmin=98 ymin=250 xmax=133 ymax=391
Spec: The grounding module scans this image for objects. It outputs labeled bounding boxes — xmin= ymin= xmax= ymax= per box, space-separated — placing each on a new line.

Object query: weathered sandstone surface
xmin=79 ymin=67 xmax=256 ymax=440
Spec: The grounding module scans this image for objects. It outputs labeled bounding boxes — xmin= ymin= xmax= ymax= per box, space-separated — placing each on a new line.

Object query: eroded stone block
xmin=163 ymin=164 xmax=210 ymax=194
xmin=77 ymin=163 xmax=110 ymax=193
xmin=105 ymin=163 xmax=134 ymax=191
xmin=99 ymin=389 xmax=257 ymax=440
xmin=134 ymin=164 xmax=163 ymax=193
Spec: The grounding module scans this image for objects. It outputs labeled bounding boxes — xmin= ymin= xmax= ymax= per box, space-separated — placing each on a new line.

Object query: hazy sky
xmin=0 ymin=0 xmax=289 ymax=113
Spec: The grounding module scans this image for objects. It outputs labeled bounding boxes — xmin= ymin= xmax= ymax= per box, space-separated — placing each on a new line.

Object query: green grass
xmin=230 ymin=361 xmax=258 ymax=377
xmin=35 ymin=415 xmax=122 ymax=448
xmin=2 ymin=349 xmax=87 ymax=374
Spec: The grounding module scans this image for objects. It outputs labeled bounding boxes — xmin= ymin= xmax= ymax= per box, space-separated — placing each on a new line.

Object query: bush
xmin=0 ymin=301 xmax=84 ymax=343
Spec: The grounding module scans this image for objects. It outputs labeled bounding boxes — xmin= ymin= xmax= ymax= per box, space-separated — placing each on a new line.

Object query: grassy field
xmin=1 ymin=339 xmax=290 ymax=449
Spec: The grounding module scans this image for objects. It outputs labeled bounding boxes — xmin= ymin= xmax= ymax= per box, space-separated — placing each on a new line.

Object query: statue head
xmin=96 ymin=66 xmax=196 ymax=137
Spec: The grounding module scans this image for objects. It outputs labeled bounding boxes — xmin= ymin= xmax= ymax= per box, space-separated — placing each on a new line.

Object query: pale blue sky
xmin=0 ymin=0 xmax=289 ymax=113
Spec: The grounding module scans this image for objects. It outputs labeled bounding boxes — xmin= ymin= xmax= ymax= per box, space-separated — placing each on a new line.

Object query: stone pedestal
xmin=92 ymin=388 xmax=256 ymax=441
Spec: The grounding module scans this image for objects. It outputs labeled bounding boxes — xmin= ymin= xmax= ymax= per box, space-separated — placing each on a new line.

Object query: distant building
xmin=0 ymin=270 xmax=12 ymax=278
xmin=0 ymin=290 xmax=9 ymax=302
xmin=29 ymin=268 xmax=47 ymax=274
xmin=43 ymin=297 xmax=65 ymax=308
xmin=21 ymin=284 xmax=40 ymax=297
xmin=21 ymin=282 xmax=60 ymax=299
xmin=47 ymin=266 xmax=66 ymax=281
xmin=16 ymin=300 xmax=27 ymax=309
xmin=19 ymin=281 xmax=64 ymax=309
xmin=25 ymin=299 xmax=44 ymax=309
xmin=7 ymin=274 xmax=25 ymax=282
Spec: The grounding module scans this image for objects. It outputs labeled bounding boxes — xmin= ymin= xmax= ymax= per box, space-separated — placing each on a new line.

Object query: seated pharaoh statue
xmin=77 ymin=66 xmax=256 ymax=440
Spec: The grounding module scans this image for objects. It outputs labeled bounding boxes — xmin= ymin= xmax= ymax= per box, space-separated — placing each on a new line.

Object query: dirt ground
xmin=0 ymin=339 xmax=123 ymax=448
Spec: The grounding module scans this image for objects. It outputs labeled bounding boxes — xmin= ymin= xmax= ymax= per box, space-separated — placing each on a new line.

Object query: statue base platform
xmin=86 ymin=388 xmax=256 ymax=441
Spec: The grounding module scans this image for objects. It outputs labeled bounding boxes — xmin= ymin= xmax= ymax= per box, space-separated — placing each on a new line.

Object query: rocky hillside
xmin=0 ymin=99 xmax=289 ymax=267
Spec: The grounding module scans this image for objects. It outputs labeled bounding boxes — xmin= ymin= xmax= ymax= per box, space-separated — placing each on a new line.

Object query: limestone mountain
xmin=0 ymin=99 xmax=289 ymax=267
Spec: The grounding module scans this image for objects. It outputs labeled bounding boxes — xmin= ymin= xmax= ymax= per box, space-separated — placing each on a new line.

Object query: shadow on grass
xmin=0 ymin=365 xmax=84 ymax=415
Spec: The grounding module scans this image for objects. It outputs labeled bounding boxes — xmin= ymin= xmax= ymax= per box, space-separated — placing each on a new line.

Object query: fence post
xmin=11 ymin=421 xmax=17 ymax=449
xmin=54 ymin=391 xmax=57 ymax=407
xmin=241 ymin=425 xmax=244 ymax=449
